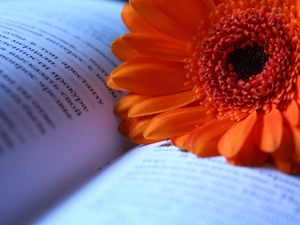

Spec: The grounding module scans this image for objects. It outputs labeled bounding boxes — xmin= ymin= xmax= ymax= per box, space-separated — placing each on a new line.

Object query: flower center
xmin=188 ymin=3 xmax=300 ymax=121
xmin=227 ymin=43 xmax=269 ymax=81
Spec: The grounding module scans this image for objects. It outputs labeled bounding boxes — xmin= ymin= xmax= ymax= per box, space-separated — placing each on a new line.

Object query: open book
xmin=1 ymin=1 xmax=300 ymax=225
xmin=0 ymin=0 xmax=133 ymax=224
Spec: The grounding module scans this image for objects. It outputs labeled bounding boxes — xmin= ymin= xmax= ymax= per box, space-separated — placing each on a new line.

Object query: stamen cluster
xmin=188 ymin=6 xmax=300 ymax=121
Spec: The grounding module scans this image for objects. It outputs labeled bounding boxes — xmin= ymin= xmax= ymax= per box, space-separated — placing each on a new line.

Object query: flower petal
xmin=254 ymin=109 xmax=283 ymax=153
xmin=111 ymin=38 xmax=144 ymax=62
xmin=272 ymin=159 xmax=300 ymax=174
xmin=110 ymin=58 xmax=189 ymax=95
xmin=127 ymin=116 xmax=161 ymax=144
xmin=297 ymin=3 xmax=300 ymax=21
xmin=106 ymin=75 xmax=128 ymax=91
xmin=118 ymin=119 xmax=130 ymax=136
xmin=218 ymin=111 xmax=257 ymax=158
xmin=202 ymin=0 xmax=217 ymax=11
xmin=272 ymin=125 xmax=294 ymax=160
xmin=187 ymin=118 xmax=234 ymax=157
xmin=115 ymin=93 xmax=148 ymax=119
xmin=122 ymin=33 xmax=189 ymax=62
xmin=144 ymin=106 xmax=215 ymax=140
xmin=171 ymin=134 xmax=189 ymax=150
xmin=121 ymin=4 xmax=162 ymax=35
xmin=130 ymin=0 xmax=195 ymax=42
xmin=152 ymin=0 xmax=210 ymax=30
xmin=296 ymin=77 xmax=300 ymax=104
xmin=213 ymin=0 xmax=224 ymax=6
xmin=291 ymin=127 xmax=300 ymax=163
xmin=129 ymin=90 xmax=196 ymax=117
xmin=283 ymin=99 xmax=300 ymax=127
xmin=227 ymin=132 xmax=268 ymax=167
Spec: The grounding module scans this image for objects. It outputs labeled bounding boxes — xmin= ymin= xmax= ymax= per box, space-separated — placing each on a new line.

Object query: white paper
xmin=0 ymin=1 xmax=133 ymax=224
xmin=33 ymin=141 xmax=300 ymax=225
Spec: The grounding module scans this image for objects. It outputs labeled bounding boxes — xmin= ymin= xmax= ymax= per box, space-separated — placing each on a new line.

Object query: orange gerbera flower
xmin=107 ymin=0 xmax=300 ymax=174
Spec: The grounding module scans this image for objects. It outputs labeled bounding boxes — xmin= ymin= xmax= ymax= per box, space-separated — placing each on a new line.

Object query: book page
xmin=33 ymin=141 xmax=300 ymax=225
xmin=0 ymin=1 xmax=133 ymax=224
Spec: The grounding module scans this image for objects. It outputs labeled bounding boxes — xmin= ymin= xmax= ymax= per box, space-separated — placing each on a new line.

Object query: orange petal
xmin=122 ymin=33 xmax=189 ymax=62
xmin=121 ymin=4 xmax=162 ymax=35
xmin=128 ymin=116 xmax=162 ymax=144
xmin=110 ymin=58 xmax=189 ymax=95
xmin=291 ymin=127 xmax=300 ymax=163
xmin=213 ymin=0 xmax=224 ymax=6
xmin=111 ymin=38 xmax=144 ymax=62
xmin=118 ymin=119 xmax=130 ymax=136
xmin=272 ymin=125 xmax=294 ymax=160
xmin=297 ymin=3 xmax=300 ymax=21
xmin=130 ymin=0 xmax=195 ymax=42
xmin=290 ymin=0 xmax=298 ymax=5
xmin=272 ymin=158 xmax=300 ymax=174
xmin=171 ymin=134 xmax=189 ymax=150
xmin=152 ymin=0 xmax=210 ymax=30
xmin=114 ymin=93 xmax=148 ymax=119
xmin=226 ymin=158 xmax=244 ymax=166
xmin=218 ymin=111 xmax=257 ymax=158
xmin=144 ymin=106 xmax=215 ymax=140
xmin=106 ymin=75 xmax=128 ymax=91
xmin=129 ymin=90 xmax=196 ymax=117
xmin=186 ymin=118 xmax=234 ymax=157
xmin=227 ymin=131 xmax=268 ymax=167
xmin=296 ymin=77 xmax=300 ymax=105
xmin=202 ymin=0 xmax=217 ymax=11
xmin=253 ymin=108 xmax=283 ymax=153
xmin=283 ymin=99 xmax=299 ymax=126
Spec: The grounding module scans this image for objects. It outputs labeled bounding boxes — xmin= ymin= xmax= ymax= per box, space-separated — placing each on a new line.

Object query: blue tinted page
xmin=33 ymin=141 xmax=300 ymax=225
xmin=0 ymin=1 xmax=131 ymax=224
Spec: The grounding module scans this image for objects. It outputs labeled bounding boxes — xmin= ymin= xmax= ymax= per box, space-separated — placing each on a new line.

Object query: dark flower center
xmin=227 ymin=43 xmax=269 ymax=81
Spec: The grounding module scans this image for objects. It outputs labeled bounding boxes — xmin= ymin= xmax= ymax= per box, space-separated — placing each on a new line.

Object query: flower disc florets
xmin=189 ymin=4 xmax=300 ymax=121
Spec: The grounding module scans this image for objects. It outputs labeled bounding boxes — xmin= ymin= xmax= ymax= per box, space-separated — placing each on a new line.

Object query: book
xmin=32 ymin=141 xmax=300 ymax=225
xmin=0 ymin=0 xmax=133 ymax=224
xmin=1 ymin=1 xmax=300 ymax=225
